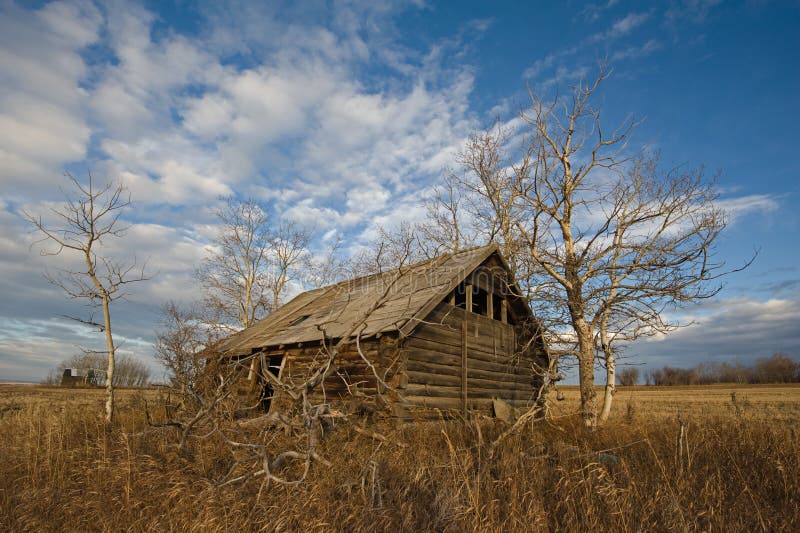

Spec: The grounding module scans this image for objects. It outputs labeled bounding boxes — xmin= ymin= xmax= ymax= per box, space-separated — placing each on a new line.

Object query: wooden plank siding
xmin=400 ymin=302 xmax=541 ymax=416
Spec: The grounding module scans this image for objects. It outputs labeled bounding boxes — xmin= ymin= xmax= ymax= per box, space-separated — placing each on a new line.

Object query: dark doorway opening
xmin=260 ymin=355 xmax=284 ymax=412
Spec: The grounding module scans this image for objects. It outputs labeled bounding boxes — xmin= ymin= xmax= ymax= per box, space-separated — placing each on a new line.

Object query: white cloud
xmin=632 ymin=296 xmax=800 ymax=368
xmin=346 ymin=183 xmax=391 ymax=213
xmin=577 ymin=0 xmax=620 ymax=22
xmin=665 ymin=0 xmax=722 ymax=24
xmin=538 ymin=65 xmax=591 ymax=90
xmin=99 ymin=136 xmax=233 ymax=204
xmin=524 ymin=10 xmax=652 ymax=83
xmin=608 ymin=12 xmax=650 ymax=38
xmin=716 ymin=194 xmax=780 ymax=223
xmin=282 ymin=199 xmax=348 ymax=229
xmin=0 ymin=1 xmax=101 ymax=190
xmin=76 ymin=2 xmax=477 ymax=212
xmin=611 ymin=39 xmax=662 ymax=61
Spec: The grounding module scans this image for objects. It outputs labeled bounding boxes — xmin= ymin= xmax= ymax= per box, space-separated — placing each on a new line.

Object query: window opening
xmin=454 ymin=282 xmax=467 ymax=309
xmin=472 ymin=285 xmax=489 ymax=315
xmin=493 ymin=295 xmax=503 ymax=321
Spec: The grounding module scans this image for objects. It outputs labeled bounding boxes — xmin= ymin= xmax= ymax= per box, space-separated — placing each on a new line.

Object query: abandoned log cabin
xmin=216 ymin=244 xmax=549 ymax=418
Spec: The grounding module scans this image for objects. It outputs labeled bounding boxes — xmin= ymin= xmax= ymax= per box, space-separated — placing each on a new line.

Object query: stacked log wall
xmin=399 ymin=302 xmax=541 ymax=416
xmin=254 ymin=335 xmax=403 ymax=413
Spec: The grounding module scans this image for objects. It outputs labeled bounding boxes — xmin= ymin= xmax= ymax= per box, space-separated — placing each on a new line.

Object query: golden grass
xmin=1 ymin=384 xmax=799 ymax=532
xmin=551 ymin=383 xmax=800 ymax=422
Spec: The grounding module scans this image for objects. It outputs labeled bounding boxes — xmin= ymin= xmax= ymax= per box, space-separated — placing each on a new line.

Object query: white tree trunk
xmin=102 ymin=294 xmax=116 ymax=424
xmin=599 ymin=349 xmax=615 ymax=424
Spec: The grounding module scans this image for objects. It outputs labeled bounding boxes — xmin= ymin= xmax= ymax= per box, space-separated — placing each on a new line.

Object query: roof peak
xmin=217 ymin=242 xmax=505 ymax=354
xmin=307 ymin=243 xmax=499 ymax=294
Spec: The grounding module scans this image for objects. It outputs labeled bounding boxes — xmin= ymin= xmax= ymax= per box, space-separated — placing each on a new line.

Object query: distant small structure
xmin=60 ymin=368 xmax=104 ymax=387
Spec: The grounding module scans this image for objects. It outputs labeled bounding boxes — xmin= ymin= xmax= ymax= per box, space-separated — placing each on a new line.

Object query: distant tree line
xmin=43 ymin=352 xmax=151 ymax=387
xmin=644 ymin=353 xmax=799 ymax=386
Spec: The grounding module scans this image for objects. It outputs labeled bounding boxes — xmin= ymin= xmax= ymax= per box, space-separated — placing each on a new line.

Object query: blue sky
xmin=1 ymin=0 xmax=798 ymax=382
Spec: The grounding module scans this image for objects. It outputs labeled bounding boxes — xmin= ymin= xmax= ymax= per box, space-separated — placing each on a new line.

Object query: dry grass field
xmin=1 ymin=383 xmax=798 ymax=532
xmin=551 ymin=383 xmax=800 ymax=422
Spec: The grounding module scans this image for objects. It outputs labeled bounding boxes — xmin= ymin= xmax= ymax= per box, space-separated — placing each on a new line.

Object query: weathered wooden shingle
xmin=218 ymin=244 xmax=501 ymax=355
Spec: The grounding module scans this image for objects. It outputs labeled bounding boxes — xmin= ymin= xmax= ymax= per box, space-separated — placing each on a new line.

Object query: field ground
xmin=1 ymin=383 xmax=799 ymax=531
xmin=550 ymin=383 xmax=800 ymax=422
xmin=0 ymin=384 xmax=159 ymax=411
xmin=6 ymin=382 xmax=798 ymax=419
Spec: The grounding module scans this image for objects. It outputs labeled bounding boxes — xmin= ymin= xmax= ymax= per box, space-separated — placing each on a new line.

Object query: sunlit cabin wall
xmin=396 ymin=260 xmax=547 ymax=419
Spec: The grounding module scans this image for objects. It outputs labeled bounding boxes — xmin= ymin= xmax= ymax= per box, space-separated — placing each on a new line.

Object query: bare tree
xmin=455 ymin=127 xmax=527 ymax=264
xmin=418 ymin=173 xmax=476 ymax=255
xmin=445 ymin=126 xmax=546 ymax=304
xmin=268 ymin=221 xmax=310 ymax=311
xmin=154 ymin=301 xmax=215 ymax=403
xmin=25 ymin=173 xmax=148 ymax=423
xmin=650 ymin=354 xmax=799 ymax=386
xmin=113 ymin=355 xmax=152 ymax=386
xmin=303 ymin=235 xmax=348 ymax=289
xmin=617 ymin=367 xmax=640 ymax=386
xmin=754 ymin=353 xmax=800 ymax=383
xmin=198 ymin=198 xmax=311 ymax=331
xmin=199 ymin=198 xmax=271 ymax=331
xmin=453 ymin=67 xmax=737 ymax=427
xmin=48 ymin=352 xmax=151 ymax=387
xmin=350 ymin=222 xmax=431 ymax=276
xmin=591 ymin=155 xmax=740 ymax=420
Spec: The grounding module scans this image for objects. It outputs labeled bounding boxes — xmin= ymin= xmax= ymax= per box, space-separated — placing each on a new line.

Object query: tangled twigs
xmin=144 ymin=373 xmax=232 ymax=454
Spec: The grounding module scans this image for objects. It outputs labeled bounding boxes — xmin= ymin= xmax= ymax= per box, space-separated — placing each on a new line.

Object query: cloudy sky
xmin=1 ymin=0 xmax=798 ymax=382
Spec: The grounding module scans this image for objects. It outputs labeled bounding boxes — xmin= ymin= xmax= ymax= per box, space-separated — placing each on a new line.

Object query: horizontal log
xmin=286 ymin=359 xmax=374 ymax=369
xmin=404 ymin=338 xmax=524 ymax=368
xmin=409 ymin=325 xmax=461 ymax=348
xmin=401 ymin=395 xmax=537 ymax=411
xmin=418 ymin=315 xmax=505 ymax=341
xmin=406 ymin=348 xmax=532 ymax=376
xmin=404 ymin=383 xmax=534 ymax=401
xmin=411 ymin=322 xmax=515 ymax=354
xmin=406 ymin=358 xmax=460 ymax=378
xmin=402 ymin=383 xmax=460 ymax=399
xmin=286 ymin=355 xmax=375 ymax=367
xmin=411 ymin=326 xmax=508 ymax=355
xmin=406 ymin=370 xmax=532 ymax=392
xmin=404 ymin=338 xmax=533 ymax=369
xmin=406 ymin=370 xmax=459 ymax=387
xmin=277 ymin=374 xmax=379 ymax=387
xmin=401 ymin=395 xmax=492 ymax=410
xmin=423 ymin=303 xmax=465 ymax=325
xmin=406 ymin=357 xmax=532 ymax=386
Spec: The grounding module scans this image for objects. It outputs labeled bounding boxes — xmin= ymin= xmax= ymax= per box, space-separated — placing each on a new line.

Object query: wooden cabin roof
xmin=218 ymin=244 xmax=531 ymax=356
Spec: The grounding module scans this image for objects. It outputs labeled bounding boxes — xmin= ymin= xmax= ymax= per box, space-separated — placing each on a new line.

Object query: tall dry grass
xmin=1 ymin=386 xmax=798 ymax=532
